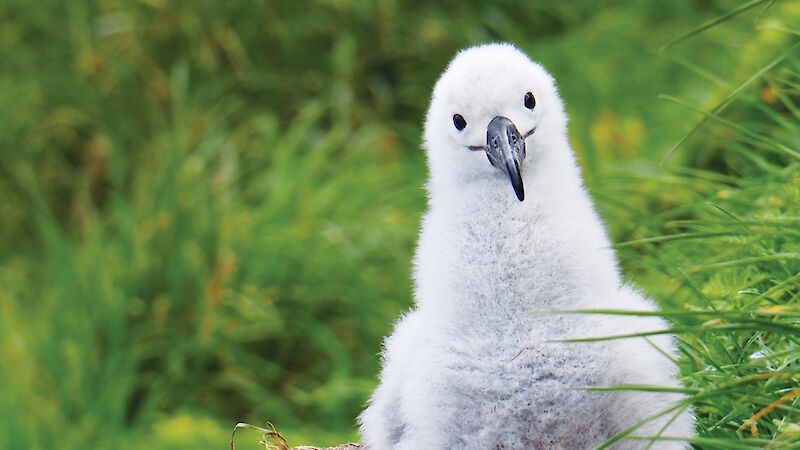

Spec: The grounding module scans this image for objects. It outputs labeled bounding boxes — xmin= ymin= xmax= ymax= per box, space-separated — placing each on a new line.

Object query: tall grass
xmin=593 ymin=2 xmax=800 ymax=447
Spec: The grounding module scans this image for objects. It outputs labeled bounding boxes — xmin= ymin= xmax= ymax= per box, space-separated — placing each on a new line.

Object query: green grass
xmin=604 ymin=3 xmax=800 ymax=446
xmin=1 ymin=0 xmax=799 ymax=448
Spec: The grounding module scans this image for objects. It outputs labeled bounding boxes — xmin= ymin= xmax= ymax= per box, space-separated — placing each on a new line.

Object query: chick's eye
xmin=453 ymin=114 xmax=467 ymax=131
xmin=524 ymin=92 xmax=536 ymax=110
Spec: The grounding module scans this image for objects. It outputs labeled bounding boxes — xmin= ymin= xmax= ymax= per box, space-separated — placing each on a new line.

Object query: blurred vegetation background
xmin=1 ymin=0 xmax=799 ymax=448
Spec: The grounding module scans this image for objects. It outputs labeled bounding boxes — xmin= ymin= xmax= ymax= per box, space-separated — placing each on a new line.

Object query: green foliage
xmin=607 ymin=3 xmax=800 ymax=445
xmin=1 ymin=0 xmax=798 ymax=448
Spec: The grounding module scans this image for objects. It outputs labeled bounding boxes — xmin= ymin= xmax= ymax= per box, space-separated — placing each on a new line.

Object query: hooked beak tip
xmin=514 ymin=184 xmax=525 ymax=201
xmin=509 ymin=160 xmax=524 ymax=201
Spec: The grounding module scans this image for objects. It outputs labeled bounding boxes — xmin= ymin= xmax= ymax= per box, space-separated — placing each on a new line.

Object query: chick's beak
xmin=485 ymin=116 xmax=526 ymax=201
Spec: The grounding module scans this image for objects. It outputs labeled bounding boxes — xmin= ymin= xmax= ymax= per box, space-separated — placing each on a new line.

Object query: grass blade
xmin=661 ymin=42 xmax=800 ymax=162
xmin=660 ymin=0 xmax=768 ymax=51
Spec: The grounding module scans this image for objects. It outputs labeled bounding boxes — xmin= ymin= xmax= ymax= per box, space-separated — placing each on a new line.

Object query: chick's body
xmin=359 ymin=43 xmax=694 ymax=449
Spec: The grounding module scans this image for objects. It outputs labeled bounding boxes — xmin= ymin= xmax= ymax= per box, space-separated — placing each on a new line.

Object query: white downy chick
xmin=359 ymin=43 xmax=694 ymax=449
